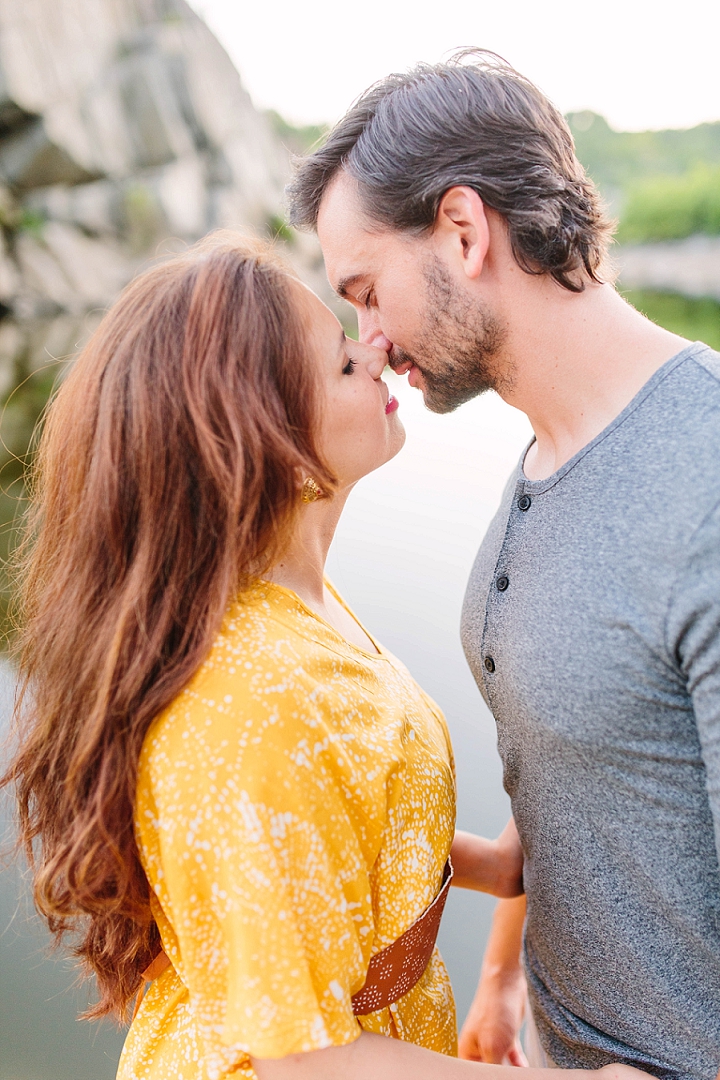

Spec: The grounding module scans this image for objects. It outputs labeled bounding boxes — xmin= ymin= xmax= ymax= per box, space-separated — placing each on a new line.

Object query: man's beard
xmin=390 ymin=257 xmax=508 ymax=414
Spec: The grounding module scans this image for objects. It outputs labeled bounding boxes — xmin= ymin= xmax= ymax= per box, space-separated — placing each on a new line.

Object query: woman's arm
xmin=252 ymin=1029 xmax=651 ymax=1080
xmin=459 ymin=895 xmax=528 ymax=1064
xmin=451 ymin=818 xmax=524 ymax=898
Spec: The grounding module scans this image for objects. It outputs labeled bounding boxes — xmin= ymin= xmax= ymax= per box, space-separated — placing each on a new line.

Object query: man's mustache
xmin=388 ymin=346 xmax=425 ymax=375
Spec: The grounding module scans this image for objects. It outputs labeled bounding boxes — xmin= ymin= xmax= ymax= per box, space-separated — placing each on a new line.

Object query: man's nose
xmin=357 ymin=310 xmax=393 ymax=354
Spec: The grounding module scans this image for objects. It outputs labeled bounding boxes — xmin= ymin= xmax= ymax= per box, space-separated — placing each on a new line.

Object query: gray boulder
xmin=0 ymin=0 xmax=341 ymax=393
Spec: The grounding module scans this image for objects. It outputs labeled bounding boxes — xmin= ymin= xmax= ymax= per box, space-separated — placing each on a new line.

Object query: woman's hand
xmin=451 ymin=819 xmax=524 ymax=897
xmin=459 ymin=962 xmax=528 ymax=1065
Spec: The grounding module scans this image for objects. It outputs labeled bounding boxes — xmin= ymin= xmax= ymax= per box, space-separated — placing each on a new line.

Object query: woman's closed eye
xmin=342 ymin=354 xmax=357 ymax=375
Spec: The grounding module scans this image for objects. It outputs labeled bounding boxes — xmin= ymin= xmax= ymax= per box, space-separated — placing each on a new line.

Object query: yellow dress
xmin=118 ymin=580 xmax=457 ymax=1080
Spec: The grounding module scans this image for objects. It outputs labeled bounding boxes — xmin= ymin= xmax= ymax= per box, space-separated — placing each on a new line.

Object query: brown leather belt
xmin=350 ymin=858 xmax=453 ymax=1015
xmin=136 ymin=858 xmax=453 ymax=1021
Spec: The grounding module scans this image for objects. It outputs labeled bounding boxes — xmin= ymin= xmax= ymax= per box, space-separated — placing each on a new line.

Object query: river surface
xmin=0 ymin=373 xmax=532 ymax=1079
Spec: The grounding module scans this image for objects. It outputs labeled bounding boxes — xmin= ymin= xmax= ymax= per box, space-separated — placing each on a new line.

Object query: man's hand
xmin=459 ymin=895 xmax=528 ymax=1065
xmin=459 ymin=958 xmax=528 ymax=1065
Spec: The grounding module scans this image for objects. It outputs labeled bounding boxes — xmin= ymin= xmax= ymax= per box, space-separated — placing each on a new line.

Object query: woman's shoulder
xmin=148 ymin=582 xmax=301 ymax=705
xmin=137 ymin=580 xmax=356 ymax=789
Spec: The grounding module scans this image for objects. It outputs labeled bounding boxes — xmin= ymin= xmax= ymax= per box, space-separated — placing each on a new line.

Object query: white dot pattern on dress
xmin=118 ymin=580 xmax=457 ymax=1080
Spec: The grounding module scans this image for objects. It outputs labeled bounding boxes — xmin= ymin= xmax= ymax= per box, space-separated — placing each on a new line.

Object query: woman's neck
xmin=264 ymin=487 xmax=379 ymax=655
xmin=264 ymin=489 xmax=349 ymax=606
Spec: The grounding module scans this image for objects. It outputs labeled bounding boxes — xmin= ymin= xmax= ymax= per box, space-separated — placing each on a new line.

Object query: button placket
xmin=481 ymin=481 xmax=535 ymax=693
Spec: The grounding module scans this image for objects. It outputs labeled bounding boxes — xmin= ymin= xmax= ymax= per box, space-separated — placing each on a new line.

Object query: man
xmin=288 ymin=51 xmax=720 ymax=1080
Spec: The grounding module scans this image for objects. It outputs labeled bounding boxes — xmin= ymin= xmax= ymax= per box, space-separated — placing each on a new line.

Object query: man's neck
xmin=496 ymin=279 xmax=689 ymax=482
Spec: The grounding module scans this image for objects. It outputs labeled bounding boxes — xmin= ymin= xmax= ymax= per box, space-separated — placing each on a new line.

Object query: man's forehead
xmin=318 ymin=169 xmax=366 ymax=230
xmin=317 ymin=172 xmax=378 ymax=289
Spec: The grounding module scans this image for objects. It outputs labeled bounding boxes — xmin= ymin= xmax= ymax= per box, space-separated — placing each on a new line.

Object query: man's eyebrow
xmin=336 ymin=273 xmax=366 ymax=299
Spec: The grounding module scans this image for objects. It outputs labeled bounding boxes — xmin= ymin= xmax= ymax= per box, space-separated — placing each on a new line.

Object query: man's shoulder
xmin=623 ymin=342 xmax=720 ymax=518
xmin=633 ymin=341 xmax=720 ymax=465
xmin=671 ymin=340 xmax=720 ymax=400
xmin=687 ymin=339 xmax=720 ymax=369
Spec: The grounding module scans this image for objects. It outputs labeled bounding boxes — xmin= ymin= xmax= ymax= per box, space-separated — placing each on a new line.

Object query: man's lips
xmin=407 ymin=363 xmax=424 ymax=389
xmin=388 ymin=351 xmax=424 ymax=391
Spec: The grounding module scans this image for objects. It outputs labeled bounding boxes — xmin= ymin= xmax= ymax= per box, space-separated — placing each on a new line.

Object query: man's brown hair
xmin=288 ymin=49 xmax=613 ymax=292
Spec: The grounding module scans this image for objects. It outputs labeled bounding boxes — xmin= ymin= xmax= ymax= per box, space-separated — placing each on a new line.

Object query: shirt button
xmin=496 ymin=575 xmax=509 ymax=592
xmin=518 ymin=495 xmax=532 ymax=511
xmin=484 ymin=656 xmax=496 ymax=673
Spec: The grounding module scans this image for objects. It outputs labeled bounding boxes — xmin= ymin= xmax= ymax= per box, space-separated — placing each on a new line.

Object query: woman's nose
xmin=360 ymin=342 xmax=391 ymax=379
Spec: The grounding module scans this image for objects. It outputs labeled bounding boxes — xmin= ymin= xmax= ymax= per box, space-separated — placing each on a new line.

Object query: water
xmin=327 ymin=374 xmax=532 ymax=1016
xmin=620 ymin=289 xmax=720 ymax=350
xmin=0 ymin=375 xmax=532 ymax=1079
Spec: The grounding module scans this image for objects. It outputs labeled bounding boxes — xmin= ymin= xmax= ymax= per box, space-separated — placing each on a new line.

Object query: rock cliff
xmin=0 ymin=0 xmax=330 ymax=403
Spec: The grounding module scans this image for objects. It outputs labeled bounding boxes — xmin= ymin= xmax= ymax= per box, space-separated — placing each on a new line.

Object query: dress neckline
xmin=255 ymin=577 xmax=386 ymax=661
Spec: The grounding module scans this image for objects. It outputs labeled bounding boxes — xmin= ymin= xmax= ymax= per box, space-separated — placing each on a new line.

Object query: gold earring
xmin=301 ymin=477 xmax=323 ymax=503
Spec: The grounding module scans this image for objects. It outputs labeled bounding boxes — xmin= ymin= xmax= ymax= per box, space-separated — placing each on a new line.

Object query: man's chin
xmin=405 ymin=365 xmax=453 ymax=412
xmin=423 ymin=394 xmax=462 ymax=415
xmin=422 ymin=382 xmax=491 ymax=414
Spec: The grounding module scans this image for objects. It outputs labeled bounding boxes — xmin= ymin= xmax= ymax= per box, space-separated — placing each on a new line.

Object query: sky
xmin=190 ymin=0 xmax=720 ymax=133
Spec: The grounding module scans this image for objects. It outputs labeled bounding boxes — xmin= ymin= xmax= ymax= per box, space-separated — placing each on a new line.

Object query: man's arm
xmin=667 ymin=499 xmax=720 ymax=1077
xmin=459 ymin=895 xmax=528 ymax=1064
xmin=667 ymin=500 xmax=720 ymax=862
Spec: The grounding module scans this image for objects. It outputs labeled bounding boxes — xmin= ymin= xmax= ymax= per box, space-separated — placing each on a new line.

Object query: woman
xmin=3 ymin=236 xmax=647 ymax=1080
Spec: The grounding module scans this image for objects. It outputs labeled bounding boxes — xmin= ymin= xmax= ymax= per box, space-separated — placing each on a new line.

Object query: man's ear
xmin=434 ymin=186 xmax=490 ymax=281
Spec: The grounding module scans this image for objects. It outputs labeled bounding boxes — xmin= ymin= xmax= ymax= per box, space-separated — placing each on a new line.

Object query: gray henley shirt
xmin=461 ymin=342 xmax=720 ymax=1080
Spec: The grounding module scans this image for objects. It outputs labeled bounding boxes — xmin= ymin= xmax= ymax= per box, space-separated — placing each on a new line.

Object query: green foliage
xmin=0 ymin=190 xmax=20 ymax=231
xmin=0 ymin=466 xmax=26 ymax=644
xmin=0 ymin=364 xmax=60 ymax=642
xmin=267 ymin=110 xmax=328 ymax=155
xmin=622 ymin=289 xmax=720 ymax=350
xmin=617 ymin=166 xmax=720 ymax=243
xmin=265 ymin=214 xmax=294 ymax=244
xmin=568 ymin=111 xmax=720 ymax=198
xmin=568 ymin=112 xmax=720 ymax=245
xmin=17 ymin=207 xmax=45 ymax=238
xmin=123 ymin=184 xmax=164 ymax=254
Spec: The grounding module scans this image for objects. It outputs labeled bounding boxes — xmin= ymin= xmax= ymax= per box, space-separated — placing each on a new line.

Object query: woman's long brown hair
xmin=1 ymin=234 xmax=334 ymax=1019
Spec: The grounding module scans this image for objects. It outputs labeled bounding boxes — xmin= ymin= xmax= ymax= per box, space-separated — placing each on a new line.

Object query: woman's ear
xmin=434 ymin=186 xmax=490 ymax=281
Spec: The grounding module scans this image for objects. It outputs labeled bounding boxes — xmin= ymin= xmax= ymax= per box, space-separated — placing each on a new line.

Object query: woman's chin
xmin=390 ymin=416 xmax=407 ymax=454
xmin=373 ymin=424 xmax=407 ymax=474
xmin=336 ymin=425 xmax=407 ymax=489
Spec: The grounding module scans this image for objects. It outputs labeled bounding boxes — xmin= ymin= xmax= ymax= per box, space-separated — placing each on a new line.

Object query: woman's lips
xmin=385 ymin=394 xmax=399 ymax=415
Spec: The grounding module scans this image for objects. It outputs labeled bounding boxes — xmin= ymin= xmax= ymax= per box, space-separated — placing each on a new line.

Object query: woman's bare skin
xmin=252 ymin=1029 xmax=652 ymax=1080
